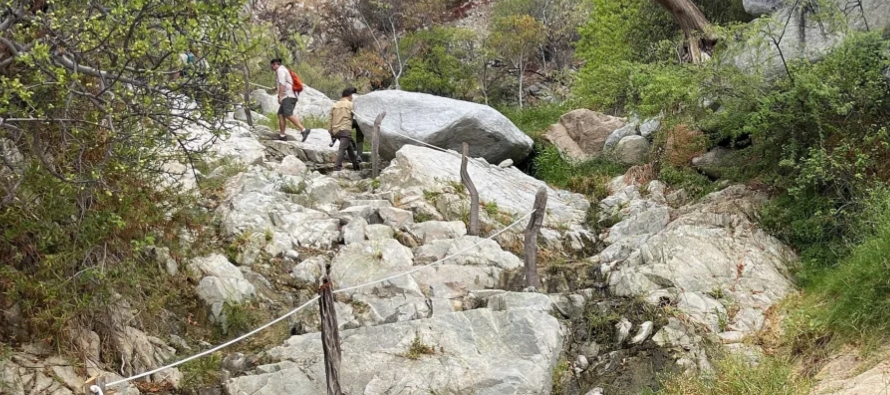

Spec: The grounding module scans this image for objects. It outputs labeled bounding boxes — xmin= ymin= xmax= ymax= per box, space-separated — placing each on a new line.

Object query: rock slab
xmin=225 ymin=308 xmax=563 ymax=395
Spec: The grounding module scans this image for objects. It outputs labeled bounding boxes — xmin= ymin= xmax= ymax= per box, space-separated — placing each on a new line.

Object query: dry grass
xmin=664 ymin=124 xmax=707 ymax=168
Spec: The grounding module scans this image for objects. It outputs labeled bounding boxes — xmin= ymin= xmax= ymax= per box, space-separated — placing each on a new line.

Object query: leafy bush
xmin=713 ymin=33 xmax=890 ymax=264
xmin=401 ymin=27 xmax=478 ymax=100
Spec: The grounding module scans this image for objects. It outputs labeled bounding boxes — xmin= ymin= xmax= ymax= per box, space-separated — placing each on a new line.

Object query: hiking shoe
xmin=277 ymin=134 xmax=288 ymax=141
xmin=301 ymin=128 xmax=310 ymax=142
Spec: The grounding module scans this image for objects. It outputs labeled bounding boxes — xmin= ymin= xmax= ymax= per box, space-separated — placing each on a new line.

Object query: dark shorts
xmin=277 ymin=97 xmax=297 ymax=116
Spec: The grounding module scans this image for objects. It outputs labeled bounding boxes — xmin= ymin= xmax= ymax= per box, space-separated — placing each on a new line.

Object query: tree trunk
xmin=653 ymin=0 xmax=715 ymax=64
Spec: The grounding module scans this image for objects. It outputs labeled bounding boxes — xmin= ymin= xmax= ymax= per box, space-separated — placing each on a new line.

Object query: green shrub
xmin=652 ymin=354 xmax=809 ymax=395
xmin=500 ymin=103 xmax=571 ymax=140
xmin=534 ymin=145 xmax=627 ymax=199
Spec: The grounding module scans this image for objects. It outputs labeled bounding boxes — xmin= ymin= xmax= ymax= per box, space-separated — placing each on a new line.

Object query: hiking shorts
xmin=278 ymin=97 xmax=297 ymax=117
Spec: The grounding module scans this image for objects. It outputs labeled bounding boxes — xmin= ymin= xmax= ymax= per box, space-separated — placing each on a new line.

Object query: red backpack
xmin=288 ymin=69 xmax=304 ymax=94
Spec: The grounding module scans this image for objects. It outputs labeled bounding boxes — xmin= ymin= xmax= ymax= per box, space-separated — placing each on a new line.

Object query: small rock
xmin=639 ymin=116 xmax=661 ymax=139
xmin=277 ymin=155 xmax=307 ymax=176
xmin=343 ymin=218 xmax=368 ymax=245
xmin=576 ymin=354 xmax=589 ymax=371
xmin=630 ymin=321 xmax=654 ymax=344
xmin=222 ymin=353 xmax=251 ymax=373
xmin=378 ymin=207 xmax=415 ymax=230
xmin=498 ymin=159 xmax=514 ymax=168
xmin=586 ymin=388 xmax=605 ymax=395
xmin=615 ymin=318 xmax=632 ymax=344
xmin=365 ymin=224 xmax=395 ymax=241
xmin=604 ymin=124 xmax=639 ymax=152
xmin=579 ymin=341 xmax=601 ymax=359
xmin=291 ymin=256 xmax=326 ymax=288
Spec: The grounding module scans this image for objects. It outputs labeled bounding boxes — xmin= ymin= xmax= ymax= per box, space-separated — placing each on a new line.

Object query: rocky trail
xmin=2 ymin=89 xmax=799 ymax=395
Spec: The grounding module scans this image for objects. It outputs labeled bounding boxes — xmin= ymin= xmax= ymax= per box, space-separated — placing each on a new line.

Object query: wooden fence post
xmin=371 ymin=112 xmax=386 ymax=178
xmin=318 ymin=268 xmax=342 ymax=395
xmin=461 ymin=142 xmax=480 ymax=236
xmin=524 ymin=187 xmax=547 ymax=290
xmin=242 ymin=64 xmax=253 ymax=126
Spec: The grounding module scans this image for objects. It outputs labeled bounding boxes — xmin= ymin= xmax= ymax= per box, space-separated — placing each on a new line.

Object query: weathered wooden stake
xmin=371 ymin=112 xmax=386 ymax=178
xmin=524 ymin=187 xmax=548 ymax=290
xmin=318 ymin=269 xmax=342 ymax=395
xmin=461 ymin=142 xmax=480 ymax=236
xmin=242 ymin=64 xmax=253 ymax=126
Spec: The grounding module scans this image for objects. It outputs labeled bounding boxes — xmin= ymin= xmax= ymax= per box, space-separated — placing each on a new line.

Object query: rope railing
xmin=97 ymin=209 xmax=536 ymax=392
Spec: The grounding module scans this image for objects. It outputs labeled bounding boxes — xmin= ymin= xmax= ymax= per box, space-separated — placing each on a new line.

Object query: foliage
xmin=533 ymin=146 xmax=627 ymax=200
xmin=0 ymin=0 xmax=249 ymax=346
xmin=490 ymin=13 xmax=546 ymax=107
xmin=500 ymin=103 xmax=571 ymax=140
xmin=403 ymin=333 xmax=437 ymax=359
xmin=782 ymin=188 xmax=890 ymax=346
xmin=716 ymin=33 xmax=890 ymax=264
xmin=652 ymin=355 xmax=809 ymax=395
xmin=401 ymin=27 xmax=477 ymax=99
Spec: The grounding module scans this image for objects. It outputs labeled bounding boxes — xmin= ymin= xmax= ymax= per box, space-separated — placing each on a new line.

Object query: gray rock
xmin=631 ymin=321 xmax=655 ymax=344
xmin=225 ymin=308 xmax=563 ymax=395
xmin=354 ymin=90 xmax=533 ymax=163
xmin=608 ymin=186 xmax=796 ymax=334
xmin=149 ymin=246 xmax=178 ymax=276
xmin=222 ymin=353 xmax=252 ymax=373
xmin=365 ymin=224 xmax=395 ymax=241
xmin=487 ymin=292 xmax=552 ymax=313
xmin=603 ymin=124 xmax=639 ymax=152
xmin=692 ymin=147 xmax=734 ymax=179
xmin=378 ymin=207 xmax=416 ymax=230
xmin=189 ymin=254 xmax=257 ymax=322
xmin=612 ymin=135 xmax=650 ymax=165
xmin=615 ymin=318 xmax=633 ymax=344
xmin=639 ymin=116 xmax=662 ymax=139
xmin=380 ymin=145 xmax=590 ymax=229
xmin=216 ymin=167 xmax=341 ymax=250
xmin=407 ymin=221 xmax=467 ymax=244
xmin=274 ymin=155 xmax=307 ymax=176
xmin=576 ymin=354 xmax=590 ymax=371
xmin=341 ymin=199 xmax=393 ymax=210
xmin=743 ymin=0 xmax=782 ymax=16
xmin=730 ymin=0 xmax=890 ymax=78
xmin=250 ymin=86 xmax=333 ymax=119
xmin=343 ymin=217 xmax=368 ymax=245
xmin=234 ymin=107 xmax=269 ymax=123
xmin=604 ymin=207 xmax=670 ymax=244
xmin=291 ymin=256 xmax=326 ymax=288
xmin=498 ymin=158 xmax=514 ymax=168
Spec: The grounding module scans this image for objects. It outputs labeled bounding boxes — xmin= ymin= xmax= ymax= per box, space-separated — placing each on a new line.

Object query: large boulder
xmin=353 ymin=90 xmax=533 ymax=163
xmin=380 ymin=145 xmax=590 ymax=229
xmin=543 ymin=109 xmax=628 ymax=162
xmin=225 ymin=308 xmax=563 ymax=395
xmin=250 ymin=86 xmax=334 ymax=119
xmin=729 ymin=0 xmax=890 ymax=78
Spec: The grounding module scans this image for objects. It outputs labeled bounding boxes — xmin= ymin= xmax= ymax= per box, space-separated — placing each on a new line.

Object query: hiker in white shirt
xmin=270 ymin=58 xmax=310 ymax=141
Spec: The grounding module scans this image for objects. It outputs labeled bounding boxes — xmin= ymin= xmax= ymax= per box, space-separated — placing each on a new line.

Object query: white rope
xmin=334 ymin=209 xmax=535 ymax=294
xmin=106 ymin=209 xmax=534 ymax=387
xmin=105 ymin=295 xmax=320 ymax=387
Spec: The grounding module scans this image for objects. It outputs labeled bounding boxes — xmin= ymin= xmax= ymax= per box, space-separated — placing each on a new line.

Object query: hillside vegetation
xmin=3 ymin=0 xmax=890 ymax=393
